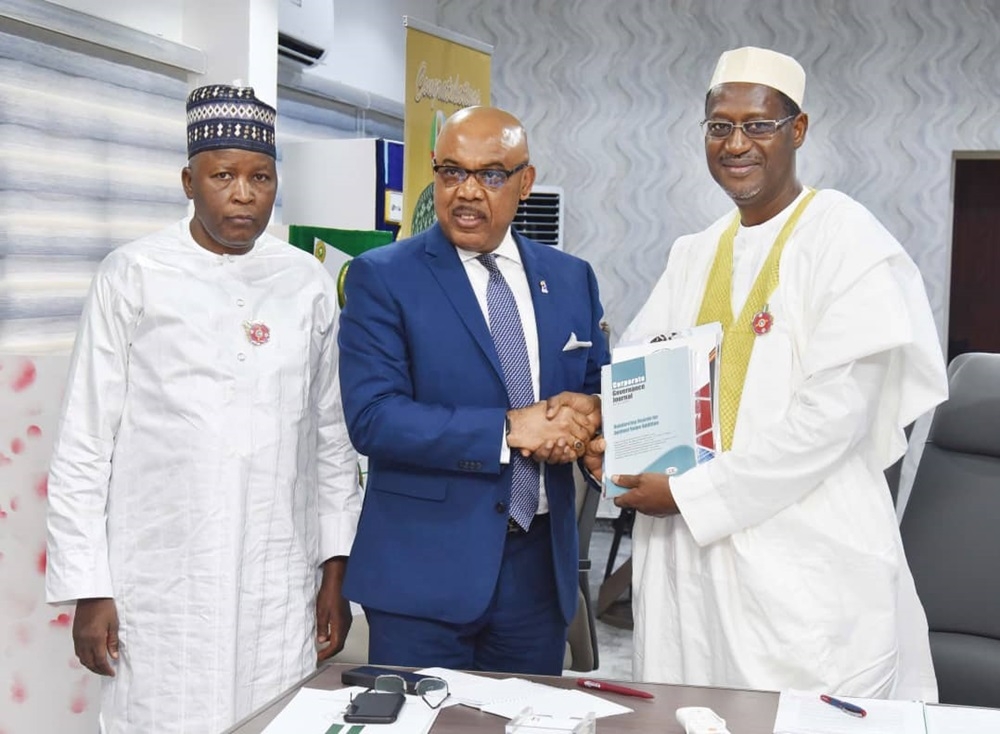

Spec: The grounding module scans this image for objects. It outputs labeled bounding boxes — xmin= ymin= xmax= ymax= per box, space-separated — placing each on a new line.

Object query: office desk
xmin=225 ymin=663 xmax=779 ymax=734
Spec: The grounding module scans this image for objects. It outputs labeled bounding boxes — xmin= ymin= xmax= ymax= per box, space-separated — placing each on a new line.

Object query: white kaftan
xmin=45 ymin=219 xmax=361 ymax=733
xmin=624 ymin=190 xmax=947 ymax=700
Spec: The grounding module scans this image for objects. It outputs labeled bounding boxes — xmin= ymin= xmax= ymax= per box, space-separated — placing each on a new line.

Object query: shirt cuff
xmin=44 ymin=547 xmax=115 ymax=604
xmin=670 ymin=459 xmax=740 ymax=547
xmin=319 ymin=511 xmax=359 ymax=563
xmin=500 ymin=420 xmax=511 ymax=465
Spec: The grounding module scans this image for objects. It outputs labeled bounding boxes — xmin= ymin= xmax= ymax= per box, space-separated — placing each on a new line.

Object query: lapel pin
xmin=539 ymin=280 xmax=549 ymax=294
xmin=751 ymin=305 xmax=773 ymax=336
xmin=243 ymin=320 xmax=271 ymax=346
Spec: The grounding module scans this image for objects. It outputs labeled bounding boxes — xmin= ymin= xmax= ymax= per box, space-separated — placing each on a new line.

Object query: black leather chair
xmin=883 ymin=422 xmax=914 ymax=507
xmin=899 ymin=352 xmax=1000 ymax=707
xmin=564 ymin=465 xmax=600 ymax=671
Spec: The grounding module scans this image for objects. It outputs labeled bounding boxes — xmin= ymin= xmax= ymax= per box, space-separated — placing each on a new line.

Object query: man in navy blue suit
xmin=338 ymin=106 xmax=609 ymax=675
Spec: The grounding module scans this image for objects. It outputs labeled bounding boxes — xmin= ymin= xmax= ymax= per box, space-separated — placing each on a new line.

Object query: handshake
xmin=505 ymin=391 xmax=605 ymax=472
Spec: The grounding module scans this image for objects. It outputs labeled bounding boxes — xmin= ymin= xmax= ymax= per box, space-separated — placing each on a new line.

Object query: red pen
xmin=576 ymin=678 xmax=655 ymax=699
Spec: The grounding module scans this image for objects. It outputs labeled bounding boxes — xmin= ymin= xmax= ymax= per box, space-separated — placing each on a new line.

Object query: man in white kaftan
xmin=45 ymin=85 xmax=361 ymax=733
xmin=604 ymin=48 xmax=947 ymax=700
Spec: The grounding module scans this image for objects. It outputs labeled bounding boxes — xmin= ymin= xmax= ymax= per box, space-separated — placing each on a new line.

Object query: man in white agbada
xmin=45 ymin=84 xmax=362 ymax=733
xmin=589 ymin=48 xmax=948 ymax=699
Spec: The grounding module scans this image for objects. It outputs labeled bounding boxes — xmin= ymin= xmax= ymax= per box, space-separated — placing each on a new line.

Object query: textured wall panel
xmin=438 ymin=0 xmax=1000 ymax=343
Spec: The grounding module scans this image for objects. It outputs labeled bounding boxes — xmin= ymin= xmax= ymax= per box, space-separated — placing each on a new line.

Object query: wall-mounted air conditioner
xmin=514 ymin=184 xmax=564 ymax=250
xmin=278 ymin=0 xmax=333 ymax=66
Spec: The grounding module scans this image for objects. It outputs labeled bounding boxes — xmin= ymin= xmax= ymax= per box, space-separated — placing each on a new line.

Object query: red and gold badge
xmin=243 ymin=321 xmax=270 ymax=346
xmin=751 ymin=306 xmax=773 ymax=336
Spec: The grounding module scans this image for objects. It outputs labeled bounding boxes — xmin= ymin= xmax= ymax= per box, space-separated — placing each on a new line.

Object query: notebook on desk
xmin=773 ymin=690 xmax=1000 ymax=734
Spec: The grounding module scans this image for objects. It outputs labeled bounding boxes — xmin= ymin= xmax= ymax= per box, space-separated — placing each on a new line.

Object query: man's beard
xmin=724 ymin=183 xmax=762 ymax=202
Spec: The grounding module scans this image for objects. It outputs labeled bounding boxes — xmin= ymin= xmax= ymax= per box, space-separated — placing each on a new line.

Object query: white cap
xmin=708 ymin=46 xmax=806 ymax=107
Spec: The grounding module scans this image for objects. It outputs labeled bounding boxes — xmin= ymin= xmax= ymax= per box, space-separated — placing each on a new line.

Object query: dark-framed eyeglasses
xmin=414 ymin=677 xmax=450 ymax=709
xmin=367 ymin=674 xmax=450 ymax=709
xmin=700 ymin=115 xmax=797 ymax=140
xmin=432 ymin=161 xmax=530 ymax=190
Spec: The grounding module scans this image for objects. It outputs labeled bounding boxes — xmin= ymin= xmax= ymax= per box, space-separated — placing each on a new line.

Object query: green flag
xmin=288 ymin=226 xmax=394 ymax=307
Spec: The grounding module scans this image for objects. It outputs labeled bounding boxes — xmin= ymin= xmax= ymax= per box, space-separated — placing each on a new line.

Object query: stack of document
xmin=600 ymin=322 xmax=722 ymax=498
xmin=773 ymin=689 xmax=1000 ymax=734
xmin=259 ymin=671 xmax=632 ymax=733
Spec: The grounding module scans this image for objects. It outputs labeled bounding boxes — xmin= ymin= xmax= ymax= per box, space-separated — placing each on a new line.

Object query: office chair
xmin=883 ymin=422 xmax=915 ymax=507
xmin=883 ymin=450 xmax=905 ymax=507
xmin=899 ymin=352 xmax=1000 ymax=708
xmin=564 ymin=464 xmax=601 ymax=671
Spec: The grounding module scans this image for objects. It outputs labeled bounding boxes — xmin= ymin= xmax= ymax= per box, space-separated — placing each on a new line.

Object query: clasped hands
xmin=505 ymin=391 xmax=602 ymax=464
xmin=510 ymin=392 xmax=678 ymax=517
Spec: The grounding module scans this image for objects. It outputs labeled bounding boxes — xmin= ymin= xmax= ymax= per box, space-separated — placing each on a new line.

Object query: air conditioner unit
xmin=514 ymin=184 xmax=564 ymax=250
xmin=278 ymin=0 xmax=333 ymax=66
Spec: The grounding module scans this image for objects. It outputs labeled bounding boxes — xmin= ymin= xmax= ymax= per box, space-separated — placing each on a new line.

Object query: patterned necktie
xmin=477 ymin=253 xmax=539 ymax=531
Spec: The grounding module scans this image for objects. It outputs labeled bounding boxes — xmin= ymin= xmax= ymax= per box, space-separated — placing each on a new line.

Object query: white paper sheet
xmin=773 ymin=689 xmax=925 ymax=734
xmin=481 ymin=688 xmax=631 ymax=720
xmin=414 ymin=669 xmax=631 ymax=720
xmin=924 ymin=704 xmax=1000 ymax=734
xmin=414 ymin=667 xmax=514 ymax=707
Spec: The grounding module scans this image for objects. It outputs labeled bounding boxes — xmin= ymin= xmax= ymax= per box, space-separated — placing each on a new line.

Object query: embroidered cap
xmin=708 ymin=47 xmax=806 ymax=107
xmin=186 ymin=84 xmax=276 ymax=159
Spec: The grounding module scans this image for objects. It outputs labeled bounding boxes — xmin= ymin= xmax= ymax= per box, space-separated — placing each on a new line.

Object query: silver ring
xmin=574 ymin=440 xmax=584 ymax=451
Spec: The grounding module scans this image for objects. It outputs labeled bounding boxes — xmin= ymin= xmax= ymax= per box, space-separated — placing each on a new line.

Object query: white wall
xmin=182 ymin=0 xmax=279 ymax=105
xmin=304 ymin=0 xmax=438 ymax=104
xmin=48 ymin=0 xmax=438 ymax=104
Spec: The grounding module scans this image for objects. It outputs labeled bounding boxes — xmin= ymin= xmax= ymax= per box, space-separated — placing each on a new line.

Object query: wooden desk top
xmin=225 ymin=663 xmax=779 ymax=734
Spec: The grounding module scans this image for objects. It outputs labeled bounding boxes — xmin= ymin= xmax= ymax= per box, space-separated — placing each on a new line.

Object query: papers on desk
xmin=415 ymin=667 xmax=632 ymax=720
xmin=773 ymin=689 xmax=1000 ymax=734
xmin=260 ymin=686 xmax=439 ymax=734
xmin=923 ymin=703 xmax=1000 ymax=733
xmin=774 ymin=690 xmax=925 ymax=734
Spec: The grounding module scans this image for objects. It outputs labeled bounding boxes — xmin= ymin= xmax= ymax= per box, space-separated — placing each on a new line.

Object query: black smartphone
xmin=342 ymin=691 xmax=405 ymax=724
xmin=341 ymin=665 xmax=431 ymax=694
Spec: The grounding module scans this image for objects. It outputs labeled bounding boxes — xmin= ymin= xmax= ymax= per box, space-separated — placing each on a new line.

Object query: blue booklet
xmin=600 ymin=324 xmax=721 ymax=498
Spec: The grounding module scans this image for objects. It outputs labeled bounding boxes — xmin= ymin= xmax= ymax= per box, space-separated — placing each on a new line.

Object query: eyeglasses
xmin=432 ymin=161 xmax=530 ymax=190
xmin=700 ymin=115 xmax=796 ymax=140
xmin=369 ymin=674 xmax=451 ymax=710
xmin=415 ymin=677 xmax=450 ymax=709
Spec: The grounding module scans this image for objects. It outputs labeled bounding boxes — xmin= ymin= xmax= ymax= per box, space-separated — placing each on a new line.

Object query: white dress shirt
xmin=456 ymin=228 xmax=549 ymax=514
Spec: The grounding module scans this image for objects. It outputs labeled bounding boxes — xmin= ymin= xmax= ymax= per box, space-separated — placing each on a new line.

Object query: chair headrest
xmin=929 ymin=352 xmax=1000 ymax=457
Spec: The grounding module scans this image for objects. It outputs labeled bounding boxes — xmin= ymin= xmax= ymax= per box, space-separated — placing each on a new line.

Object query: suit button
xmin=495 ymin=502 xmax=506 ymax=514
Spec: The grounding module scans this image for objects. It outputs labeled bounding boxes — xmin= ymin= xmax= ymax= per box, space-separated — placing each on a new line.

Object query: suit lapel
xmin=422 ymin=225 xmax=505 ymax=383
xmin=516 ymin=232 xmax=559 ymax=399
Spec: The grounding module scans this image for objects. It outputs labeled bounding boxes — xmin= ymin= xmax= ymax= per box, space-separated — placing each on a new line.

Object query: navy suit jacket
xmin=338 ymin=224 xmax=608 ymax=625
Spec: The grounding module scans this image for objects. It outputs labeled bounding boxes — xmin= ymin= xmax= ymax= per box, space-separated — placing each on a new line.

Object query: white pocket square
xmin=562 ymin=332 xmax=593 ymax=351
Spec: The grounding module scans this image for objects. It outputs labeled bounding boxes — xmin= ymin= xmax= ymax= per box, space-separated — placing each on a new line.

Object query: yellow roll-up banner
xmin=401 ymin=17 xmax=492 ymax=239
